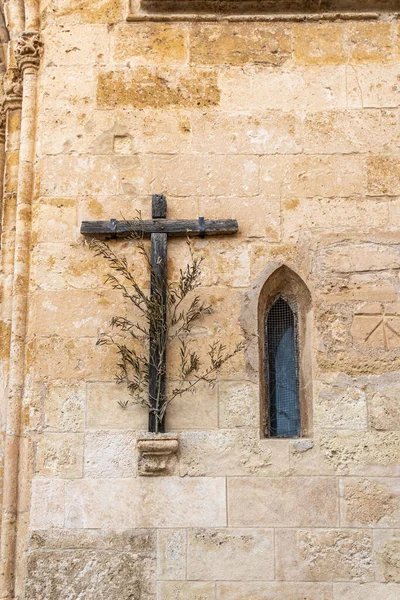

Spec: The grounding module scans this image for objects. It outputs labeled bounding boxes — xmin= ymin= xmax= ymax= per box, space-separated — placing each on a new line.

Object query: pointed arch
xmin=257 ymin=265 xmax=313 ymax=438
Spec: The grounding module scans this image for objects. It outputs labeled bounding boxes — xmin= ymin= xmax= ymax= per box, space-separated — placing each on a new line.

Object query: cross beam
xmin=81 ymin=195 xmax=238 ymax=433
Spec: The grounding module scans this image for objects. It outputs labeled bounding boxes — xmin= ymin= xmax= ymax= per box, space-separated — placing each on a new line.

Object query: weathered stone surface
xmin=25 ymin=529 xmax=156 ymax=600
xmin=30 ymin=479 xmax=65 ymax=529
xmin=65 ymin=478 xmax=226 ymax=528
xmin=369 ymin=383 xmax=400 ymax=431
xmin=190 ymin=23 xmax=291 ymax=66
xmin=220 ymin=66 xmax=347 ymax=112
xmin=45 ymin=0 xmax=124 ymax=24
xmin=293 ymin=24 xmax=346 ymax=65
xmin=276 ymin=529 xmax=374 ymax=582
xmin=86 ymin=382 xmax=147 ymax=429
xmin=318 ymin=431 xmax=400 ymax=476
xmin=333 ymin=583 xmax=400 ymax=600
xmin=340 ymin=478 xmax=400 ymax=528
xmin=97 ymin=68 xmax=220 ymax=109
xmin=84 ymin=431 xmax=137 ymax=477
xmin=114 ymin=24 xmax=188 ymax=65
xmin=157 ymin=529 xmax=186 ymax=581
xmin=191 ymin=111 xmax=302 ymax=155
xmin=36 ymin=433 xmax=84 ymax=478
xmin=315 ymin=375 xmax=368 ymax=430
xmin=217 ymin=582 xmax=333 ymax=600
xmin=187 ymin=528 xmax=274 ymax=581
xmin=347 ymin=65 xmax=400 ymax=109
xmin=374 ymin=530 xmax=400 ymax=583
xmin=219 ymin=381 xmax=259 ymax=428
xmin=44 ymin=24 xmax=109 ymax=66
xmin=158 ymin=581 xmax=215 ymax=600
xmin=179 ymin=430 xmax=290 ymax=477
xmin=228 ymin=477 xmax=338 ymax=527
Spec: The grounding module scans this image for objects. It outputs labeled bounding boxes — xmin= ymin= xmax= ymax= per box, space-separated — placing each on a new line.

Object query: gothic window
xmin=258 ymin=266 xmax=312 ymax=439
xmin=266 ymin=296 xmax=300 ymax=438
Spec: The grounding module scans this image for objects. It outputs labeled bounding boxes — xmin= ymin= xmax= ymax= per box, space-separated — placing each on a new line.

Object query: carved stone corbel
xmin=137 ymin=435 xmax=179 ymax=476
xmin=15 ymin=31 xmax=43 ymax=73
xmin=3 ymin=67 xmax=22 ymax=111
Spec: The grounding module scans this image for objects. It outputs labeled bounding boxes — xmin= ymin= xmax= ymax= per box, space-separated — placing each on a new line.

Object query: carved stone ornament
xmin=137 ymin=435 xmax=179 ymax=476
xmin=15 ymin=31 xmax=43 ymax=72
xmin=3 ymin=68 xmax=22 ymax=111
xmin=0 ymin=107 xmax=6 ymax=143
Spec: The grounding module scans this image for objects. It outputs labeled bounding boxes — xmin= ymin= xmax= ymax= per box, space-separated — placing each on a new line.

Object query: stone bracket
xmin=137 ymin=435 xmax=179 ymax=476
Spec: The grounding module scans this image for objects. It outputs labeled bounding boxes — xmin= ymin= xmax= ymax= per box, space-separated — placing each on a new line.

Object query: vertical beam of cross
xmin=149 ymin=194 xmax=167 ymax=433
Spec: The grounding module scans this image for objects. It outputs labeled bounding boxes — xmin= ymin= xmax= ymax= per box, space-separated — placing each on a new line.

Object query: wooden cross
xmin=81 ymin=195 xmax=238 ymax=433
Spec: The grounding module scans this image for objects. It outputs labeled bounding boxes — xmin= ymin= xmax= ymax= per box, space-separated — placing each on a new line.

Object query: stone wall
xmin=1 ymin=0 xmax=400 ymax=598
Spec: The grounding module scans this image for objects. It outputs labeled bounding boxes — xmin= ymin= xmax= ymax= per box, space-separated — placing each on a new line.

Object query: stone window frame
xmin=128 ymin=0 xmax=400 ymax=21
xmin=241 ymin=263 xmax=313 ymax=439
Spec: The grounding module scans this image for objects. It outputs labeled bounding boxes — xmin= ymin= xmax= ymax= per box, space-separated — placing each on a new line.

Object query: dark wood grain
xmin=81 ymin=218 xmax=238 ymax=237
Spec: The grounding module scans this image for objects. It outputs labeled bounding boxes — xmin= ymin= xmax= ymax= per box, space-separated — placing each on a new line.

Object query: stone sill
xmin=128 ymin=11 xmax=400 ymax=22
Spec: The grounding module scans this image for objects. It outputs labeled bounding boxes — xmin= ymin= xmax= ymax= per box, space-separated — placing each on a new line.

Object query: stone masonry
xmin=0 ymin=1 xmax=399 ymax=599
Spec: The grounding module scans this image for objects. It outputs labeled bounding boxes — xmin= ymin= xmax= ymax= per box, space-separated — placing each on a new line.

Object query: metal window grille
xmin=265 ymin=297 xmax=301 ymax=438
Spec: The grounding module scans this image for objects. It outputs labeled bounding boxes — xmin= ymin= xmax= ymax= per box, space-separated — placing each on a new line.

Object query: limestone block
xmin=289 ymin=438 xmax=338 ymax=477
xmin=25 ymin=543 xmax=155 ymax=599
xmin=216 ymin=582 xmax=333 ymax=600
xmin=30 ymin=243 xmax=101 ymax=291
xmin=187 ymin=528 xmax=274 ymax=581
xmin=86 ymin=382 xmax=148 ymax=430
xmin=157 ymin=530 xmax=186 ymax=581
xmin=42 ymin=66 xmax=96 ymax=110
xmin=367 ymin=156 xmax=400 ymax=196
xmin=97 ymin=68 xmax=220 ymax=109
xmin=228 ymin=477 xmax=338 ymax=528
xmin=315 ymin=377 xmax=368 ymax=430
xmin=41 ymin=156 xmax=119 ymax=196
xmin=179 ymin=430 xmax=290 ymax=477
xmin=293 ymin=24 xmax=346 ymax=65
xmin=44 ymin=24 xmax=109 ymax=66
xmin=199 ymin=195 xmax=281 ymax=240
xmin=150 ymin=154 xmax=259 ymax=198
xmin=190 ymin=23 xmax=291 ymax=66
xmin=303 ymin=110 xmax=399 ymax=155
xmin=65 ymin=477 xmax=226 ymax=528
xmin=44 ymin=0 xmax=124 ymax=25
xmin=220 ymin=66 xmax=347 ymax=112
xmin=36 ymin=433 xmax=84 ymax=478
xmin=369 ymin=384 xmax=400 ymax=431
xmin=32 ymin=197 xmax=77 ymax=244
xmin=320 ymin=245 xmax=400 ymax=273
xmin=352 ymin=303 xmax=400 ymax=349
xmin=31 ymin=291 xmax=125 ymax=337
xmin=374 ymin=530 xmax=400 ymax=583
xmin=84 ymin=431 xmax=136 ymax=477
xmin=27 ymin=336 xmax=116 ymax=381
xmin=347 ymin=65 xmax=400 ymax=109
xmin=340 ymin=478 xmax=400 ymax=528
xmin=113 ymin=23 xmax=188 ymax=65
xmin=219 ymin=381 xmax=259 ymax=428
xmin=333 ymin=583 xmax=400 ymax=600
xmin=318 ymin=431 xmax=400 ymax=476
xmin=191 ymin=111 xmax=302 ymax=155
xmin=347 ymin=23 xmax=398 ymax=64
xmin=164 ymin=381 xmax=218 ymax=430
xmin=282 ymin=197 xmax=389 ymax=242
xmin=158 ymin=581 xmax=215 ymax=600
xmin=43 ymin=380 xmax=85 ymax=432
xmin=276 ymin=529 xmax=374 ymax=582
xmin=261 ymin=155 xmax=363 ymax=198
xmin=30 ymin=478 xmax=65 ymax=529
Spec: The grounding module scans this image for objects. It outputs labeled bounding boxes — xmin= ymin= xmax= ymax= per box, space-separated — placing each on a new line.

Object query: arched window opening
xmin=256 ymin=265 xmax=313 ymax=439
xmin=266 ymin=297 xmax=300 ymax=438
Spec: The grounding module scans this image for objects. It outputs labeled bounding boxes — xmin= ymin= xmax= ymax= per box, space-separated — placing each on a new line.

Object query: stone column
xmin=0 ymin=32 xmax=42 ymax=600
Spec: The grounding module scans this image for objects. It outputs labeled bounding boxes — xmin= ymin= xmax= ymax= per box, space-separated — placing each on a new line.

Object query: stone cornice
xmin=15 ymin=31 xmax=42 ymax=73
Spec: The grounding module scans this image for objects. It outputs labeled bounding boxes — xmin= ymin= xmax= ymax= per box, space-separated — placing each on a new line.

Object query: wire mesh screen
xmin=266 ymin=297 xmax=301 ymax=438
